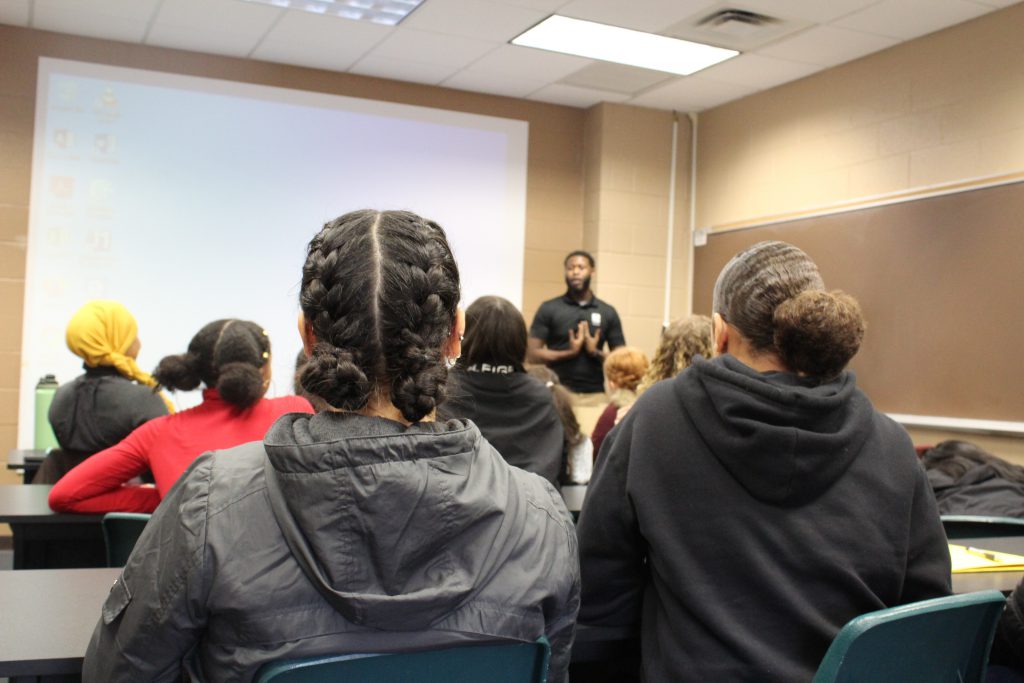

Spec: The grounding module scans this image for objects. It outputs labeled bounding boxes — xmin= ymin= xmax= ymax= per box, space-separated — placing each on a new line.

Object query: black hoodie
xmin=577 ymin=355 xmax=951 ymax=682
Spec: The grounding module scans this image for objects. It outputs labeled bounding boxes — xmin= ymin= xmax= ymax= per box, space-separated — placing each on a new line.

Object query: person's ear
xmin=297 ymin=312 xmax=317 ymax=356
xmin=444 ymin=308 xmax=465 ymax=361
xmin=712 ymin=312 xmax=729 ymax=356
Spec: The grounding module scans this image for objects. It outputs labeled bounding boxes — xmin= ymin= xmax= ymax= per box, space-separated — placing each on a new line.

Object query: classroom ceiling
xmin=0 ymin=0 xmax=1019 ymax=111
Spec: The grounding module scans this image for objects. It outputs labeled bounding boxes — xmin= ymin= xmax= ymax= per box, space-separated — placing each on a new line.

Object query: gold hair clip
xmin=262 ymin=351 xmax=269 ymax=359
xmin=262 ymin=329 xmax=269 ymax=336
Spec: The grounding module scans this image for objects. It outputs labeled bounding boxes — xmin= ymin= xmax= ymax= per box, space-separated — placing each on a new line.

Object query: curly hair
xmin=297 ymin=210 xmax=461 ymax=422
xmin=152 ymin=319 xmax=270 ymax=409
xmin=603 ymin=346 xmax=648 ymax=393
xmin=637 ymin=315 xmax=713 ymax=394
xmin=713 ymin=241 xmax=865 ymax=381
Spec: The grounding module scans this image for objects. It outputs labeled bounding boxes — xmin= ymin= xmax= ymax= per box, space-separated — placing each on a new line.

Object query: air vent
xmin=666 ymin=3 xmax=811 ymax=51
xmin=697 ymin=9 xmax=778 ymax=37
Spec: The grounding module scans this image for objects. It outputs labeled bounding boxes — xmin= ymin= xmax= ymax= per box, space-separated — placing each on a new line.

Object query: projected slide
xmin=20 ymin=58 xmax=527 ymax=445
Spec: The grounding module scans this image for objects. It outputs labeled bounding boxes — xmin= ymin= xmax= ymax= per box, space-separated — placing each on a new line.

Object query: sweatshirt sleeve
xmin=48 ymin=420 xmax=162 ymax=513
xmin=900 ymin=462 xmax=953 ymax=602
xmin=82 ymin=453 xmax=214 ymax=683
xmin=576 ymin=408 xmax=645 ymax=629
xmin=543 ymin=501 xmax=581 ymax=683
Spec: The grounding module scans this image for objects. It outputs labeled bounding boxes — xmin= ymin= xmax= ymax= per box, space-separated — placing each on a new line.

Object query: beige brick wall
xmin=582 ymin=103 xmax=693 ymax=358
xmin=697 ymin=2 xmax=1024 ymax=230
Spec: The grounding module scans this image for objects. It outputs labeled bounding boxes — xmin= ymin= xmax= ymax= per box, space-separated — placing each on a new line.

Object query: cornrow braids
xmin=298 ymin=210 xmax=461 ymax=422
xmin=153 ymin=319 xmax=270 ymax=409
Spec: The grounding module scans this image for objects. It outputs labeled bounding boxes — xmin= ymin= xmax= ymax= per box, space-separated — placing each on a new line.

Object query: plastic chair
xmin=811 ymin=591 xmax=1007 ymax=683
xmin=255 ymin=637 xmax=550 ymax=683
xmin=101 ymin=512 xmax=151 ymax=567
xmin=942 ymin=515 xmax=1024 ymax=540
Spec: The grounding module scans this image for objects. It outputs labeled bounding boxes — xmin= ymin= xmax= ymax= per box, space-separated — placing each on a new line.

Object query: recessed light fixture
xmin=237 ymin=0 xmax=424 ymax=26
xmin=512 ymin=15 xmax=738 ymax=76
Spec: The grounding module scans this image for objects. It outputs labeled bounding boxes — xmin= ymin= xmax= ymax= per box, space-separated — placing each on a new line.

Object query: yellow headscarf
xmin=66 ymin=300 xmax=157 ymax=387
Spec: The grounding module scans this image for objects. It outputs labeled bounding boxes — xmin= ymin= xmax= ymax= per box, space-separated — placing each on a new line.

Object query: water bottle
xmin=34 ymin=374 xmax=60 ymax=450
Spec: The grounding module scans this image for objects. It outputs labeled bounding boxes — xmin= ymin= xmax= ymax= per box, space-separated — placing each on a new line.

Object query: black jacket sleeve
xmin=576 ymin=410 xmax=645 ymax=629
xmin=83 ymin=454 xmax=214 ymax=682
xmin=900 ymin=461 xmax=953 ymax=603
xmin=990 ymin=578 xmax=1024 ymax=669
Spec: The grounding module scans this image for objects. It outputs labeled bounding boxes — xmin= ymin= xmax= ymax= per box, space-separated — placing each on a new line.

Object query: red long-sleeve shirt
xmin=48 ymin=389 xmax=313 ymax=513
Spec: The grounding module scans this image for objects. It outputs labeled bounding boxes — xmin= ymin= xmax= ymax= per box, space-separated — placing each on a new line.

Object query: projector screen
xmin=19 ymin=57 xmax=528 ymax=446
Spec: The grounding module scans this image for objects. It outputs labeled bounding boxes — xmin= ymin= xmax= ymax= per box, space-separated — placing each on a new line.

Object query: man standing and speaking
xmin=528 ymin=250 xmax=625 ymax=405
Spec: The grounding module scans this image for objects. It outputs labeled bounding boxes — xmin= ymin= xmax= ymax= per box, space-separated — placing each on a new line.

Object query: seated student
xmin=528 ymin=365 xmax=593 ymax=484
xmin=921 ymin=440 xmax=1024 ymax=518
xmin=991 ymin=578 xmax=1024 ymax=679
xmin=82 ymin=210 xmax=579 ymax=682
xmin=590 ymin=347 xmax=648 ymax=457
xmin=577 ymin=241 xmax=951 ymax=683
xmin=635 ymin=314 xmax=713 ymax=395
xmin=48 ymin=319 xmax=312 ymax=513
xmin=441 ymin=295 xmax=565 ymax=488
xmin=36 ymin=300 xmax=170 ymax=483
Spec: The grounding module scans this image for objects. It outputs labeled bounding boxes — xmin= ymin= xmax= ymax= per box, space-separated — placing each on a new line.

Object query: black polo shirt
xmin=529 ymin=292 xmax=625 ymax=393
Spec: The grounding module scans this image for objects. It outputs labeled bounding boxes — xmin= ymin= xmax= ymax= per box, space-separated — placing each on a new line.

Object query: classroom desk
xmin=0 ymin=567 xmax=118 ymax=678
xmin=561 ymin=485 xmax=586 ymax=514
xmin=951 ymin=535 xmax=1024 ymax=594
xmin=0 ymin=485 xmax=105 ymax=569
xmin=6 ymin=448 xmax=46 ymax=484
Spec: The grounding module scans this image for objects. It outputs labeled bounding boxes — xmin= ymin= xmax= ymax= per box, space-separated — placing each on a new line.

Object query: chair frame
xmin=811 ymin=590 xmax=1007 ymax=683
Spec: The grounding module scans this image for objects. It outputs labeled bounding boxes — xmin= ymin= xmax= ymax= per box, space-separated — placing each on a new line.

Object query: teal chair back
xmin=101 ymin=512 xmax=151 ymax=567
xmin=941 ymin=515 xmax=1024 ymax=540
xmin=811 ymin=591 xmax=1007 ymax=683
xmin=255 ymin=638 xmax=550 ymax=683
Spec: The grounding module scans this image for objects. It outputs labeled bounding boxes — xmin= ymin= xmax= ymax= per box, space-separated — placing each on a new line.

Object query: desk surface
xmin=561 ymin=485 xmax=586 ymax=513
xmin=0 ymin=567 xmax=119 ymax=677
xmin=0 ymin=484 xmax=102 ymax=524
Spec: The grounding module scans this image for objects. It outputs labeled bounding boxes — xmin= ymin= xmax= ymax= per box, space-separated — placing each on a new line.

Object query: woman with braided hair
xmin=49 ymin=319 xmax=312 ymax=513
xmin=83 ymin=210 xmax=580 ymax=683
xmin=578 ymin=240 xmax=950 ymax=682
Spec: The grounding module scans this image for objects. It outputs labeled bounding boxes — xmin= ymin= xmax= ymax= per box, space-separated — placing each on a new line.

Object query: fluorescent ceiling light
xmin=512 ymin=15 xmax=738 ymax=76
xmin=237 ymin=0 xmax=424 ymax=26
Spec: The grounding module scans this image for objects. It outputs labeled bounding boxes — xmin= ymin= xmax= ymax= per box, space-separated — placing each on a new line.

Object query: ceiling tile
xmin=488 ymin=0 xmax=570 ymax=11
xmin=33 ymin=0 xmax=162 ymax=42
xmin=461 ymin=44 xmax=592 ymax=82
xmin=349 ymin=56 xmax=461 ymax=85
xmin=629 ymin=75 xmax=756 ymax=111
xmin=556 ymin=0 xmax=715 ymax=32
xmin=362 ymin=28 xmax=499 ymax=69
xmin=729 ymin=0 xmax=884 ymax=23
xmin=252 ymin=10 xmax=392 ymax=72
xmin=833 ymin=0 xmax=991 ymax=40
xmin=696 ymin=53 xmax=822 ymax=89
xmin=150 ymin=0 xmax=282 ymax=44
xmin=443 ymin=69 xmax=550 ymax=98
xmin=0 ymin=0 xmax=31 ymax=25
xmin=402 ymin=0 xmax=546 ymax=42
xmin=146 ymin=24 xmax=262 ymax=58
xmin=560 ymin=62 xmax=675 ymax=95
xmin=528 ymin=83 xmax=630 ymax=107
xmin=757 ymin=25 xmax=899 ymax=67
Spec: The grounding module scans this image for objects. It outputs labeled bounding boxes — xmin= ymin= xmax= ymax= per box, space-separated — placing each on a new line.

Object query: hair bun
xmin=216 ymin=362 xmax=264 ymax=409
xmin=772 ymin=290 xmax=866 ymax=380
xmin=299 ymin=344 xmax=371 ymax=411
xmin=152 ymin=352 xmax=202 ymax=391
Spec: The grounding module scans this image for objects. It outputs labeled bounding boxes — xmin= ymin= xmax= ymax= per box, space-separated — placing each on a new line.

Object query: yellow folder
xmin=949 ymin=543 xmax=1024 ymax=573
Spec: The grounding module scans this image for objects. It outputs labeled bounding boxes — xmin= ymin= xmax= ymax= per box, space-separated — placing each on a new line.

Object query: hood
xmin=262 ymin=412 xmax=515 ymax=631
xmin=680 ymin=355 xmax=874 ymax=506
